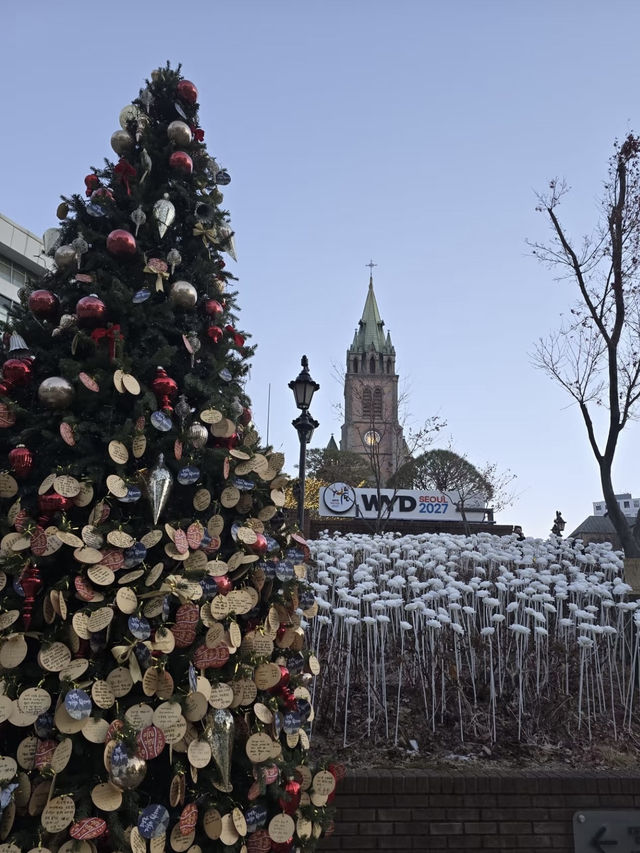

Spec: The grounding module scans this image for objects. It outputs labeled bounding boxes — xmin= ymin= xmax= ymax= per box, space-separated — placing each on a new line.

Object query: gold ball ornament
xmin=51 ymin=313 xmax=77 ymax=338
xmin=167 ymin=120 xmax=192 ymax=146
xmin=38 ymin=377 xmax=75 ymax=409
xmin=119 ymin=104 xmax=148 ymax=131
xmin=169 ymin=280 xmax=198 ymax=309
xmin=54 ymin=245 xmax=76 ymax=269
xmin=110 ymin=129 xmax=134 ymax=156
xmin=109 ymin=752 xmax=147 ymax=790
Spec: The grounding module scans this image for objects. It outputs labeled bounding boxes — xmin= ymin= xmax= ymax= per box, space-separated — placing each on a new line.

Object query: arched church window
xmin=353 ymin=359 xmax=358 ymax=373
xmin=362 ymin=387 xmax=372 ymax=418
xmin=369 ymin=356 xmax=376 ymax=374
xmin=373 ymin=387 xmax=383 ymax=419
xmin=386 ymin=359 xmax=391 ymax=374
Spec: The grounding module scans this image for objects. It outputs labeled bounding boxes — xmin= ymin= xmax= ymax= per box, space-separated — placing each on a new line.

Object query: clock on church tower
xmin=340 ymin=265 xmax=408 ymax=486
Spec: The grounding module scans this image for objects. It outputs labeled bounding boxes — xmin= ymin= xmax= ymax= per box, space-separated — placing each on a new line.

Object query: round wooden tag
xmin=268 ymin=814 xmax=294 ymax=844
xmin=41 ymin=794 xmax=75 ymax=833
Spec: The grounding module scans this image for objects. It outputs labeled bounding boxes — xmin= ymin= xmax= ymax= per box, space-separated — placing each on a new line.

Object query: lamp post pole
xmin=289 ymin=356 xmax=319 ymax=533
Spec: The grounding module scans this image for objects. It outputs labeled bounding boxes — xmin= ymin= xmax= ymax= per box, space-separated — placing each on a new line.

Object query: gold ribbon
xmin=193 ymin=223 xmax=217 ymax=247
xmin=137 ymin=576 xmax=192 ymax=604
xmin=111 ymin=639 xmax=137 ymax=665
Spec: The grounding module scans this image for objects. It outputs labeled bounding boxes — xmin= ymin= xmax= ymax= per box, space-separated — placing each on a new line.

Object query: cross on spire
xmin=366 ymin=259 xmax=377 ymax=285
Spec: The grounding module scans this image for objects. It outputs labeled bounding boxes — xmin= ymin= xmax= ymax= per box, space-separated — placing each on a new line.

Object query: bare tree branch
xmin=533 ymin=134 xmax=640 ymax=557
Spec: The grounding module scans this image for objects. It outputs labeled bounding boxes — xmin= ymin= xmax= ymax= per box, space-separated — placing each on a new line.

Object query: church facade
xmin=340 ymin=273 xmax=408 ymax=485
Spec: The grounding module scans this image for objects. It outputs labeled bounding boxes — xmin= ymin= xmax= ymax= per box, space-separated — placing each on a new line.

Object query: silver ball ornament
xmin=230 ymin=396 xmax=244 ymax=418
xmin=187 ymin=422 xmax=208 ymax=449
xmin=54 ymin=244 xmax=76 ymax=269
xmin=169 ymin=280 xmax=198 ymax=309
xmin=110 ymin=129 xmax=134 ymax=156
xmin=42 ymin=228 xmax=62 ymax=255
xmin=167 ymin=248 xmax=182 ymax=275
xmin=167 ymin=120 xmax=192 ymax=146
xmin=109 ymin=753 xmax=147 ymax=790
xmin=38 ymin=376 xmax=75 ymax=409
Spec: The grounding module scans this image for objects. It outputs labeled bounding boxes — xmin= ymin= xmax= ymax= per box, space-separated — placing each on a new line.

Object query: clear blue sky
xmin=3 ymin=0 xmax=640 ymax=537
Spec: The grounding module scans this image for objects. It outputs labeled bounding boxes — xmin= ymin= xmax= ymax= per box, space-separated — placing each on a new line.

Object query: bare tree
xmin=531 ymin=134 xmax=640 ymax=557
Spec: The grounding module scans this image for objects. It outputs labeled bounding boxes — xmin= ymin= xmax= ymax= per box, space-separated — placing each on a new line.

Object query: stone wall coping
xmin=344 ymin=767 xmax=640 ymax=778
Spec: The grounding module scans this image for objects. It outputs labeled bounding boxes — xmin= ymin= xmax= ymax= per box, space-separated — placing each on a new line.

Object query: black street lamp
xmin=289 ymin=355 xmax=319 ymax=531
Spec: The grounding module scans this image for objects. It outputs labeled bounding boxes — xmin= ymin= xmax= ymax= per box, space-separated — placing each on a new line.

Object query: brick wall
xmin=318 ymin=768 xmax=640 ymax=852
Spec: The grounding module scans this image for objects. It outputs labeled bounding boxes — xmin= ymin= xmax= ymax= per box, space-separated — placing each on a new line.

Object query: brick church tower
xmin=340 ymin=271 xmax=407 ymax=485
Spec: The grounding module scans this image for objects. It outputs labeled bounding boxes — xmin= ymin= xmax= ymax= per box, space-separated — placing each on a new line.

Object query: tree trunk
xmin=459 ymin=503 xmax=471 ymax=536
xmin=600 ymin=461 xmax=640 ymax=557
xmin=633 ymin=509 xmax=640 ymax=547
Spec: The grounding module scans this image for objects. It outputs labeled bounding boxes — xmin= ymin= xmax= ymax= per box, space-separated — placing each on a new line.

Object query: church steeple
xmin=349 ymin=273 xmax=395 ymax=358
xmin=340 ymin=265 xmax=406 ymax=486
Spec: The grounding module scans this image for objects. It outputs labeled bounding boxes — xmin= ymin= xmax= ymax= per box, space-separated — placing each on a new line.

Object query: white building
xmin=569 ymin=493 xmax=640 ymax=547
xmin=0 ymin=212 xmax=49 ymax=322
xmin=592 ymin=494 xmax=640 ymax=517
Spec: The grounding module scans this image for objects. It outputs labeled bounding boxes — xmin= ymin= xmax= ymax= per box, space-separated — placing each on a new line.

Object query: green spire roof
xmin=350 ymin=275 xmax=394 ymax=355
xmin=326 ymin=434 xmax=339 ymax=452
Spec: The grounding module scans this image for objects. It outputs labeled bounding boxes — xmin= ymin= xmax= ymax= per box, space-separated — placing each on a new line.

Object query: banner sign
xmin=319 ymin=483 xmax=486 ymax=521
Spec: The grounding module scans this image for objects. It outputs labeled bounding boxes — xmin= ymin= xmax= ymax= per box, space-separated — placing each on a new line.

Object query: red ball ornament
xmin=278 ymin=780 xmax=301 ymax=816
xmin=151 ymin=366 xmax=178 ymax=412
xmin=169 ymin=151 xmax=193 ymax=174
xmin=278 ymin=686 xmax=298 ymax=711
xmin=106 ymin=229 xmax=136 ymax=256
xmin=2 ymin=358 xmax=33 ymax=387
xmin=211 ymin=432 xmax=239 ymax=449
xmin=214 ymin=576 xmax=232 ymax=595
xmin=225 ymin=325 xmax=246 ymax=347
xmin=206 ymin=325 xmax=223 ymax=344
xmin=76 ymin=294 xmax=107 ymax=326
xmin=38 ymin=492 xmax=73 ymax=517
xmin=328 ymin=763 xmax=346 ymax=783
xmin=84 ymin=174 xmax=101 ymax=196
xmin=28 ymin=289 xmax=59 ymax=321
xmin=176 ymin=80 xmax=198 ymax=104
xmin=277 ymin=665 xmax=290 ymax=688
xmin=8 ymin=445 xmax=33 ymax=478
xmin=250 ymin=533 xmax=268 ymax=556
xmin=204 ymin=299 xmax=224 ymax=319
xmin=240 ymin=406 xmax=252 ymax=426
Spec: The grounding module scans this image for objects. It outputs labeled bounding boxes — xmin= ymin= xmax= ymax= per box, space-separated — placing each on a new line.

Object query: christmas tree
xmin=0 ymin=64 xmax=338 ymax=853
